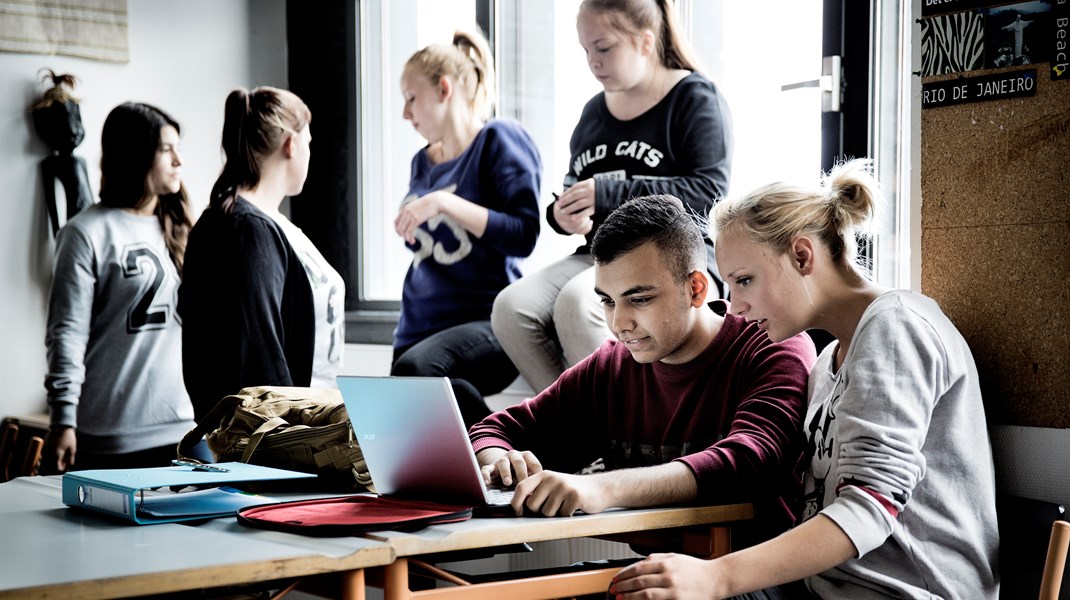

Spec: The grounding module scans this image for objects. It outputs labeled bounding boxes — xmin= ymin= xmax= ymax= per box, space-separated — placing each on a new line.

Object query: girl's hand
xmin=553 ymin=179 xmax=596 ymax=236
xmin=610 ymin=553 xmax=726 ymax=600
xmin=395 ymin=191 xmax=448 ymax=244
xmin=43 ymin=427 xmax=77 ymax=474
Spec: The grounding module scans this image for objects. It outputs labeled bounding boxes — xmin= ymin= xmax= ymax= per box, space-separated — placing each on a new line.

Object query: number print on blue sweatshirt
xmin=402 ymin=184 xmax=473 ymax=269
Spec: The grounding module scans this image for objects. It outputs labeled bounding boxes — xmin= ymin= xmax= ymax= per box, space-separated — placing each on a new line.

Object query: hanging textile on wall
xmin=0 ymin=0 xmax=128 ymax=63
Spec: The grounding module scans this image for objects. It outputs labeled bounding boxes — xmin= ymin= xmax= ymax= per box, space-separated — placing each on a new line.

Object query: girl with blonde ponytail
xmin=390 ymin=28 xmax=542 ymax=428
xmin=612 ymin=160 xmax=1000 ymax=600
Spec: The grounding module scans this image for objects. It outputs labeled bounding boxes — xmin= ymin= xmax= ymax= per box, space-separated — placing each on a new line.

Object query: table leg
xmin=709 ymin=526 xmax=732 ymax=558
xmin=339 ymin=568 xmax=366 ymax=600
xmin=383 ymin=558 xmax=411 ymax=600
xmin=684 ymin=525 xmax=732 ymax=559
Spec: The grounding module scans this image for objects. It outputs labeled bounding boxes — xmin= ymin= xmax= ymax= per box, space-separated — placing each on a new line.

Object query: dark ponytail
xmin=655 ymin=0 xmax=703 ymax=73
xmin=210 ymin=86 xmax=311 ymax=212
xmin=211 ymin=89 xmax=256 ymax=210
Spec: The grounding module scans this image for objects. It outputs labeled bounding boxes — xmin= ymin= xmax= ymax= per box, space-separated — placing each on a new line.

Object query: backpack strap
xmin=240 ymin=416 xmax=290 ymax=463
xmin=176 ymin=394 xmax=245 ymax=461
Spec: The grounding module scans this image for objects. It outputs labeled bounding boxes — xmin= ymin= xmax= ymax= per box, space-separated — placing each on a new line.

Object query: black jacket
xmin=179 ymin=197 xmax=314 ymax=423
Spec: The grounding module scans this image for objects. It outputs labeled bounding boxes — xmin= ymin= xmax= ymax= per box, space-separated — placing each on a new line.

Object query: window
xmin=357 ymin=0 xmax=477 ymax=304
xmin=350 ymin=0 xmax=599 ymax=343
xmin=717 ymin=1 xmax=823 ymax=196
xmin=346 ymin=0 xmax=908 ymax=343
xmin=497 ymin=0 xmax=601 ymax=269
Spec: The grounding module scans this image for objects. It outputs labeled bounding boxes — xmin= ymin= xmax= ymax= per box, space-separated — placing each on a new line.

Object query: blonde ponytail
xmin=713 ymin=158 xmax=884 ymax=270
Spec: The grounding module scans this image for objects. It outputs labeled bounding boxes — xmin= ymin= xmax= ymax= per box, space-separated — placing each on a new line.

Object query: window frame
xmin=346 ymin=0 xmax=500 ymax=344
xmin=348 ymin=0 xmax=402 ymax=344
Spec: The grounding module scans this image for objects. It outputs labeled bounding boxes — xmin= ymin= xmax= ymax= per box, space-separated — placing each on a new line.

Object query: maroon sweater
xmin=470 ymin=312 xmax=816 ymax=543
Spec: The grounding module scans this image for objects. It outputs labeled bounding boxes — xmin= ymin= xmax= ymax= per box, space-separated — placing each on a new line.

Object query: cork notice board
xmin=920 ymin=1 xmax=1070 ymax=427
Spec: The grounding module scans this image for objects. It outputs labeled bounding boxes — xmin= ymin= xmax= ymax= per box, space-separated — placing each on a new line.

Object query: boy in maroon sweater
xmin=470 ymin=194 xmax=816 ymax=545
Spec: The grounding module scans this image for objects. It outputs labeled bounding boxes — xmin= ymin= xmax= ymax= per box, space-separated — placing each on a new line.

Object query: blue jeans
xmin=391 ymin=320 xmax=519 ymax=428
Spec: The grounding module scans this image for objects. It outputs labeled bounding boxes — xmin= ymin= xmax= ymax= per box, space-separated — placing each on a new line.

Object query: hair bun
xmin=822 ymin=158 xmax=881 ymax=235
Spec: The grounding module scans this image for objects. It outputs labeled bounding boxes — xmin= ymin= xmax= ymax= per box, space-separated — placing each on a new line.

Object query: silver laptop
xmin=337 ymin=375 xmax=514 ymax=508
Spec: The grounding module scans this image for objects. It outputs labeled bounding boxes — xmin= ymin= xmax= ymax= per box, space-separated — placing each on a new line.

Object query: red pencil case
xmin=237 ymin=495 xmax=472 ymax=536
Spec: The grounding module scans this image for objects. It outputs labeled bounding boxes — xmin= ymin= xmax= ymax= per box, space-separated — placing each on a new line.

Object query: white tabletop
xmin=0 ymin=476 xmax=393 ymax=599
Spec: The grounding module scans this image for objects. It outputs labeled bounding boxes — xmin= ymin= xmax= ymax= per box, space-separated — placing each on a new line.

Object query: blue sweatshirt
xmin=394 ymin=119 xmax=542 ymax=348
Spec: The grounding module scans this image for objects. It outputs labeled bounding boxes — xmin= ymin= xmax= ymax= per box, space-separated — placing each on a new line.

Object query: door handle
xmin=781 ymin=55 xmax=842 ymax=113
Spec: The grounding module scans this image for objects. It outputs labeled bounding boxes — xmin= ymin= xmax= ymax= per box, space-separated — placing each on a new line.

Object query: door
xmin=823 ymin=0 xmax=872 ymax=172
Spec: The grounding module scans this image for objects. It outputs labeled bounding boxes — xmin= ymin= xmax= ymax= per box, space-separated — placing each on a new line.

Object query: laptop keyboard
xmin=485 ymin=486 xmax=515 ymax=505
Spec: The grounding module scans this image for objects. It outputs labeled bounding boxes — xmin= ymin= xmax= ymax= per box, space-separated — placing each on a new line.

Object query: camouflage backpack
xmin=179 ymin=386 xmax=373 ymax=492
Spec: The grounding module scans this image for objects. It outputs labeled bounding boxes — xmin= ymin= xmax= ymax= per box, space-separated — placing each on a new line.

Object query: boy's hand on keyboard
xmin=512 ymin=471 xmax=608 ymax=517
xmin=477 ymin=448 xmax=543 ymax=487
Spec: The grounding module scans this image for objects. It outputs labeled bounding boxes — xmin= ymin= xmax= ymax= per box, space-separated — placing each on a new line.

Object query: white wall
xmin=342 ymin=345 xmax=393 ymax=378
xmin=0 ymin=0 xmax=287 ymax=420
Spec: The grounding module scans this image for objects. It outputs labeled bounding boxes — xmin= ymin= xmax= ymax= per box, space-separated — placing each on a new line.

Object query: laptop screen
xmin=337 ymin=375 xmax=503 ymax=506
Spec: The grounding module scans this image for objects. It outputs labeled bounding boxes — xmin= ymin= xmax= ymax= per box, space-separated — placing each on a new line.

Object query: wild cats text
xmin=573 ymin=141 xmax=665 ymax=177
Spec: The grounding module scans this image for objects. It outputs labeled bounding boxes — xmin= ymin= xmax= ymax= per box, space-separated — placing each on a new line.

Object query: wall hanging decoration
xmin=31 ymin=68 xmax=93 ymax=235
xmin=922 ymin=11 xmax=988 ymax=76
xmin=984 ymin=1 xmax=1052 ymax=68
xmin=0 ymin=0 xmax=128 ymax=63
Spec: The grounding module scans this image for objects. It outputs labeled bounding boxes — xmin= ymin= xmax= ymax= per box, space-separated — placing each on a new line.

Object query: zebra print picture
xmin=921 ymin=11 xmax=986 ymax=77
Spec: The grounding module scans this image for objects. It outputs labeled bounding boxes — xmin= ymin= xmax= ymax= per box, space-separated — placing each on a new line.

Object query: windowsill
xmin=345 ymin=309 xmax=398 ymax=345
